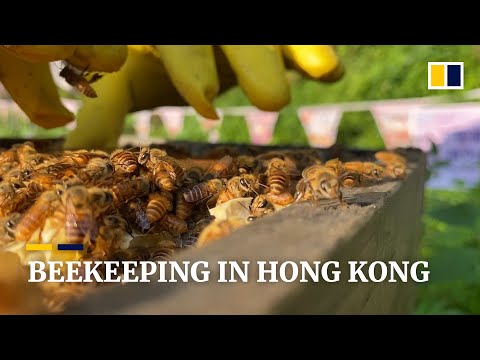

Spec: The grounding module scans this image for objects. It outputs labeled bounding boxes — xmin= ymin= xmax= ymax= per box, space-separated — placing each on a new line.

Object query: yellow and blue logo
xmin=25 ymin=243 xmax=84 ymax=251
xmin=428 ymin=62 xmax=464 ymax=90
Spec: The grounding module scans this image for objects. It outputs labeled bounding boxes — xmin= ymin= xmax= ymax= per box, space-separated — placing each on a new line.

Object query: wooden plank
xmin=63 ymin=147 xmax=426 ymax=314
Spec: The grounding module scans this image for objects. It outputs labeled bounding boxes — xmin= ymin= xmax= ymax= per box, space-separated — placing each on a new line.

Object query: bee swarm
xmin=0 ymin=141 xmax=408 ymax=314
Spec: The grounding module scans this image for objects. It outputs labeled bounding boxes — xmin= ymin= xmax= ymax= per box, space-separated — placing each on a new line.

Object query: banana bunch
xmin=0 ymin=45 xmax=127 ymax=128
xmin=0 ymin=45 xmax=343 ymax=149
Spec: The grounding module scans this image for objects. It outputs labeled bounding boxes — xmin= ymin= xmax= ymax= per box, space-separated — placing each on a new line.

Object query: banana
xmin=63 ymin=62 xmax=132 ymax=150
xmin=155 ymin=45 xmax=220 ymax=120
xmin=65 ymin=45 xmax=128 ymax=73
xmin=220 ymin=45 xmax=290 ymax=111
xmin=63 ymin=45 xmax=186 ymax=150
xmin=1 ymin=45 xmax=77 ymax=62
xmin=0 ymin=47 xmax=74 ymax=128
xmin=281 ymin=45 xmax=342 ymax=80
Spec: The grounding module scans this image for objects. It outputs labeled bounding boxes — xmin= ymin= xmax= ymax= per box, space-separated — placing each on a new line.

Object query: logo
xmin=25 ymin=243 xmax=84 ymax=251
xmin=428 ymin=62 xmax=464 ymax=90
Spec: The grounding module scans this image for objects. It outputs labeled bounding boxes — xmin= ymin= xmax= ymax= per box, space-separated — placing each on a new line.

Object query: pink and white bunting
xmin=370 ymin=101 xmax=426 ymax=149
xmin=153 ymin=106 xmax=185 ymax=140
xmin=408 ymin=103 xmax=480 ymax=189
xmin=243 ymin=109 xmax=278 ymax=145
xmin=297 ymin=106 xmax=343 ymax=148
xmin=198 ymin=109 xmax=224 ymax=143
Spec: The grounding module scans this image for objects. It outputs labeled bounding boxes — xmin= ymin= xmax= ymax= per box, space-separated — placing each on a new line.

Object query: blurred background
xmin=1 ymin=45 xmax=479 ymax=314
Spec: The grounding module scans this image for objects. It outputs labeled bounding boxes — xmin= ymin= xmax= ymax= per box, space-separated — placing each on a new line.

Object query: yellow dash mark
xmin=431 ymin=65 xmax=445 ymax=87
xmin=26 ymin=243 xmax=53 ymax=251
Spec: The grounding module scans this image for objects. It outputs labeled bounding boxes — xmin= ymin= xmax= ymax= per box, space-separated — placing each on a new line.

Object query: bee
xmin=110 ymin=247 xmax=152 ymax=262
xmin=237 ymin=155 xmax=258 ymax=175
xmin=122 ymin=198 xmax=150 ymax=235
xmin=266 ymin=157 xmax=291 ymax=195
xmin=158 ymin=213 xmax=188 ymax=235
xmin=87 ymin=187 xmax=114 ymax=217
xmin=61 ymin=169 xmax=84 ymax=188
xmin=374 ymin=151 xmax=407 ymax=179
xmin=0 ymin=212 xmax=22 ymax=245
xmin=295 ymin=165 xmax=340 ymax=202
xmin=59 ymin=64 xmax=98 ymax=98
xmin=343 ymin=161 xmax=385 ymax=182
xmin=110 ymin=149 xmax=139 ymax=175
xmin=179 ymin=215 xmax=215 ymax=247
xmin=110 ymin=177 xmax=151 ymax=207
xmin=202 ymin=155 xmax=237 ymax=180
xmin=216 ymin=175 xmax=257 ymax=206
xmin=139 ymin=147 xmax=187 ymax=186
xmin=183 ymin=178 xmax=225 ymax=203
xmin=92 ymin=215 xmax=132 ymax=259
xmin=15 ymin=189 xmax=62 ymax=243
xmin=0 ymin=181 xmax=30 ymax=217
xmin=146 ymin=191 xmax=174 ymax=224
xmin=196 ymin=217 xmax=246 ymax=248
xmin=62 ymin=184 xmax=97 ymax=245
xmin=175 ymin=191 xmax=195 ymax=220
xmin=148 ymin=242 xmax=177 ymax=261
xmin=249 ymin=194 xmax=275 ymax=218
xmin=79 ymin=157 xmax=115 ymax=185
xmin=265 ymin=191 xmax=294 ymax=206
xmin=325 ymin=158 xmax=362 ymax=188
xmin=183 ymin=166 xmax=204 ymax=188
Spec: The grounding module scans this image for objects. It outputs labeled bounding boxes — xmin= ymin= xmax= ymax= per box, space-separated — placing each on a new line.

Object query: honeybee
xmin=265 ymin=191 xmax=295 ymax=206
xmin=237 ymin=155 xmax=259 ymax=175
xmin=61 ymin=169 xmax=84 ymax=188
xmin=110 ymin=149 xmax=139 ymax=175
xmin=146 ymin=191 xmax=174 ymax=224
xmin=79 ymin=157 xmax=115 ymax=185
xmin=249 ymin=194 xmax=275 ymax=218
xmin=15 ymin=189 xmax=62 ymax=242
xmin=137 ymin=147 xmax=167 ymax=166
xmin=148 ymin=241 xmax=177 ymax=261
xmin=110 ymin=177 xmax=151 ymax=207
xmin=62 ymin=184 xmax=97 ymax=245
xmin=24 ymin=173 xmax=57 ymax=195
xmin=183 ymin=178 xmax=225 ymax=203
xmin=295 ymin=165 xmax=340 ymax=202
xmin=325 ymin=158 xmax=362 ymax=188
xmin=266 ymin=158 xmax=291 ymax=195
xmin=196 ymin=217 xmax=246 ymax=248
xmin=202 ymin=155 xmax=237 ymax=180
xmin=0 ymin=181 xmax=30 ymax=217
xmin=93 ymin=215 xmax=132 ymax=258
xmin=374 ymin=151 xmax=407 ymax=179
xmin=122 ymin=198 xmax=150 ymax=235
xmin=183 ymin=166 xmax=204 ymax=188
xmin=216 ymin=175 xmax=257 ymax=206
xmin=0 ymin=212 xmax=21 ymax=245
xmin=179 ymin=215 xmax=215 ymax=247
xmin=175 ymin=191 xmax=195 ymax=220
xmin=87 ymin=187 xmax=114 ymax=217
xmin=158 ymin=213 xmax=188 ymax=235
xmin=59 ymin=64 xmax=98 ymax=98
xmin=343 ymin=161 xmax=384 ymax=182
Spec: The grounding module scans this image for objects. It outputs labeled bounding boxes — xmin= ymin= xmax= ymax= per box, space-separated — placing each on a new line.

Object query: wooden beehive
xmin=48 ymin=141 xmax=425 ymax=315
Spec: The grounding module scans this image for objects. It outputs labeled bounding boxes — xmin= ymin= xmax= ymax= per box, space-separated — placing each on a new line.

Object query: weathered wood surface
xmin=56 ymin=144 xmax=426 ymax=315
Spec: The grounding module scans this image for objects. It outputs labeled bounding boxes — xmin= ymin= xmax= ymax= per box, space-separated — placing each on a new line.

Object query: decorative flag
xmin=153 ymin=106 xmax=185 ymax=140
xmin=408 ymin=103 xmax=480 ymax=189
xmin=133 ymin=110 xmax=152 ymax=142
xmin=243 ymin=109 xmax=278 ymax=145
xmin=297 ymin=106 xmax=343 ymax=148
xmin=370 ymin=101 xmax=426 ymax=149
xmin=198 ymin=109 xmax=224 ymax=143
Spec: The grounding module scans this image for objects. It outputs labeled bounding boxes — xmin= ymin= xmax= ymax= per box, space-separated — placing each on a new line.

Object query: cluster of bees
xmin=0 ymin=141 xmax=407 ymax=313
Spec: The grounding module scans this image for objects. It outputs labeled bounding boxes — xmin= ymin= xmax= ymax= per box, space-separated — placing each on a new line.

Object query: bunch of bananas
xmin=0 ymin=45 xmax=344 ymax=150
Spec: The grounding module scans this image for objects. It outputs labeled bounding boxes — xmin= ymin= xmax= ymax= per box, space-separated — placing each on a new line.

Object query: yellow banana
xmin=0 ymin=47 xmax=74 ymax=128
xmin=1 ymin=45 xmax=77 ymax=62
xmin=155 ymin=45 xmax=219 ymax=119
xmin=220 ymin=45 xmax=290 ymax=111
xmin=64 ymin=46 xmax=186 ymax=150
xmin=281 ymin=45 xmax=342 ymax=80
xmin=65 ymin=45 xmax=128 ymax=73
